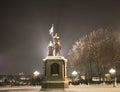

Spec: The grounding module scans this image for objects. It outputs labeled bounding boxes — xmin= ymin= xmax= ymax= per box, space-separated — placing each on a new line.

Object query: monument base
xmin=41 ymin=56 xmax=69 ymax=90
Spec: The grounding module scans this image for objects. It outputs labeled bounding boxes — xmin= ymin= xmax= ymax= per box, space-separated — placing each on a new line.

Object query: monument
xmin=41 ymin=25 xmax=69 ymax=90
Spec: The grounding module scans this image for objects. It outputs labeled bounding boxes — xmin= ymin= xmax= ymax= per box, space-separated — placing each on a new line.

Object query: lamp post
xmin=72 ymin=70 xmax=78 ymax=80
xmin=72 ymin=70 xmax=78 ymax=85
xmin=109 ymin=68 xmax=117 ymax=87
xmin=33 ymin=71 xmax=40 ymax=85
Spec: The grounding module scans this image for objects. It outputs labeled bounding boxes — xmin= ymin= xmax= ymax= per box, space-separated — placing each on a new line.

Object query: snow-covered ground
xmin=0 ymin=84 xmax=120 ymax=92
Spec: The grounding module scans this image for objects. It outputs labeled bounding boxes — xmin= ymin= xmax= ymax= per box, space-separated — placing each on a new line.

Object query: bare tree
xmin=68 ymin=28 xmax=120 ymax=82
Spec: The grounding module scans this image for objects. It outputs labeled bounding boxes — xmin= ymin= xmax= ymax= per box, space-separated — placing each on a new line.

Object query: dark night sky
xmin=0 ymin=0 xmax=120 ymax=75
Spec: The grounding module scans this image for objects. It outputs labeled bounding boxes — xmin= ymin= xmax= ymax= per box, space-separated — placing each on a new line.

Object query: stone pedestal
xmin=41 ymin=56 xmax=69 ymax=90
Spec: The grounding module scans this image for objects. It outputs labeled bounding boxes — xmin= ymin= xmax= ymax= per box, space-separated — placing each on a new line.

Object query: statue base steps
xmin=41 ymin=81 xmax=69 ymax=90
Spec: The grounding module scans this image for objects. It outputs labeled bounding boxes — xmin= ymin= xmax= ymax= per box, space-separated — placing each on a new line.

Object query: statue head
xmin=48 ymin=41 xmax=53 ymax=47
xmin=54 ymin=33 xmax=60 ymax=43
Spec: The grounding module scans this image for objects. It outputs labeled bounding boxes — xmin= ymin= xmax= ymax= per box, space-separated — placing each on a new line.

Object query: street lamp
xmin=109 ymin=68 xmax=117 ymax=87
xmin=72 ymin=70 xmax=78 ymax=85
xmin=33 ymin=71 xmax=40 ymax=77
xmin=72 ymin=70 xmax=78 ymax=76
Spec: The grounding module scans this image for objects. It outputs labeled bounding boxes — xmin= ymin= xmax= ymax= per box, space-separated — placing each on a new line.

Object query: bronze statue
xmin=48 ymin=41 xmax=54 ymax=56
xmin=53 ymin=33 xmax=61 ymax=56
xmin=48 ymin=25 xmax=61 ymax=56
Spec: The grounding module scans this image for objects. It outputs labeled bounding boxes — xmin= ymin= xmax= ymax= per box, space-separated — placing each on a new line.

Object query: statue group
xmin=48 ymin=33 xmax=61 ymax=56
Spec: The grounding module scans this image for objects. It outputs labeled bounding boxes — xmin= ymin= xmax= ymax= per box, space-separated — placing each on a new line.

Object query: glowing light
xmin=33 ymin=70 xmax=40 ymax=77
xmin=109 ymin=68 xmax=116 ymax=74
xmin=72 ymin=70 xmax=78 ymax=76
